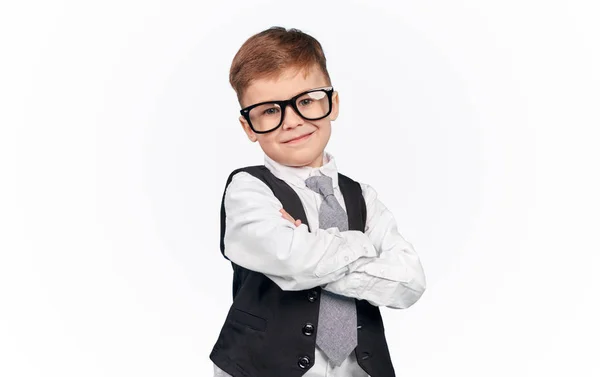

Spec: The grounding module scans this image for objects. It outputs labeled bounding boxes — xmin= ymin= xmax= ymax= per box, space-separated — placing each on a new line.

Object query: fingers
xmin=279 ymin=208 xmax=293 ymax=222
xmin=279 ymin=208 xmax=302 ymax=227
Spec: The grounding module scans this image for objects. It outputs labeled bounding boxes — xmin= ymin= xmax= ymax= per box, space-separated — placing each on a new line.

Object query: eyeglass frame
xmin=239 ymin=86 xmax=335 ymax=134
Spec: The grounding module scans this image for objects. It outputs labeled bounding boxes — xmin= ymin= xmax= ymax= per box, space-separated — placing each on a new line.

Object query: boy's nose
xmin=281 ymin=105 xmax=304 ymax=130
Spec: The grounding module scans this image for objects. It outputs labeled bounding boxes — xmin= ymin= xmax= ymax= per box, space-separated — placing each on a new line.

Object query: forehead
xmin=241 ymin=65 xmax=329 ymax=107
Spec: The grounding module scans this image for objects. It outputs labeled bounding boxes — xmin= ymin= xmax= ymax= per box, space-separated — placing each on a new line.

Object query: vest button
xmin=302 ymin=323 xmax=315 ymax=336
xmin=298 ymin=356 xmax=311 ymax=369
xmin=307 ymin=290 xmax=318 ymax=302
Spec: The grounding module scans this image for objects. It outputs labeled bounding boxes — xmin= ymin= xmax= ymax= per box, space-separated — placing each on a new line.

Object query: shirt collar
xmin=263 ymin=151 xmax=339 ymax=190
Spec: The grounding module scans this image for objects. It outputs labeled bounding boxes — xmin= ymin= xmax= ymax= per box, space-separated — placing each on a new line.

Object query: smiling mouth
xmin=284 ymin=131 xmax=314 ymax=144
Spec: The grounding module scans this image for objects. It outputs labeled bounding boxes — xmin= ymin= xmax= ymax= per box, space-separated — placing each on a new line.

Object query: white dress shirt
xmin=213 ymin=151 xmax=426 ymax=376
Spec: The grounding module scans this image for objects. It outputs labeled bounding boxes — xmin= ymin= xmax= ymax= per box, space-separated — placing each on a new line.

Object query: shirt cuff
xmin=357 ymin=260 xmax=411 ymax=283
xmin=313 ymin=230 xmax=378 ymax=278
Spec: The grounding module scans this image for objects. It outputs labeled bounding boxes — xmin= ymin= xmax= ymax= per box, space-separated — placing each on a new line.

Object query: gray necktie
xmin=305 ymin=174 xmax=358 ymax=367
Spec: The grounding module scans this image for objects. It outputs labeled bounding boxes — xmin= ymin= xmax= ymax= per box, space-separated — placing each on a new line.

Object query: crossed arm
xmin=223 ymin=171 xmax=426 ymax=309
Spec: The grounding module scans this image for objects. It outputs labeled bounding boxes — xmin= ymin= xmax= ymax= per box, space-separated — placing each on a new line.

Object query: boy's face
xmin=239 ymin=64 xmax=339 ymax=168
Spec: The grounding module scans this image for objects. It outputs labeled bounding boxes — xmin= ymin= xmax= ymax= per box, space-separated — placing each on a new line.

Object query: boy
xmin=210 ymin=27 xmax=426 ymax=377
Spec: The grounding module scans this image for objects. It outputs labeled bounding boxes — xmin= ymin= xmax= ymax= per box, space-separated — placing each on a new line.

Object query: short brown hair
xmin=229 ymin=26 xmax=332 ymax=104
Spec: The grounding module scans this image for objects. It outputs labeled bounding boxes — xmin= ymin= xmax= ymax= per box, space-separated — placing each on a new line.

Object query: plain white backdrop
xmin=1 ymin=1 xmax=599 ymax=376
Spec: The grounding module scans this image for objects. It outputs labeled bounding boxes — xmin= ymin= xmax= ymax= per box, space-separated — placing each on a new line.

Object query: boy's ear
xmin=239 ymin=116 xmax=258 ymax=142
xmin=329 ymin=91 xmax=340 ymax=121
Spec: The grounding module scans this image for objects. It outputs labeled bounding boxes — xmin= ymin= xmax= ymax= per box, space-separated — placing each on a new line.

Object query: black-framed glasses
xmin=240 ymin=86 xmax=334 ymax=134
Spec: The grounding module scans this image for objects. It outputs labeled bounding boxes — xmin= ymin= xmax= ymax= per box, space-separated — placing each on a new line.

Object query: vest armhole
xmin=220 ymin=165 xmax=266 ymax=260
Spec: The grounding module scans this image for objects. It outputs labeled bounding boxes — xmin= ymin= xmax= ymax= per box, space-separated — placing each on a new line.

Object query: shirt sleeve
xmin=223 ymin=172 xmax=379 ymax=291
xmin=323 ymin=182 xmax=427 ymax=309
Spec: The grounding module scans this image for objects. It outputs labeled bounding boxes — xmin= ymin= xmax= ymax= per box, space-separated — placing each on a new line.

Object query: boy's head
xmin=230 ymin=27 xmax=339 ymax=168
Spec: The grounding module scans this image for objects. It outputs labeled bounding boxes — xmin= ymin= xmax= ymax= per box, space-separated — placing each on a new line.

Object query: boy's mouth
xmin=283 ymin=131 xmax=314 ymax=144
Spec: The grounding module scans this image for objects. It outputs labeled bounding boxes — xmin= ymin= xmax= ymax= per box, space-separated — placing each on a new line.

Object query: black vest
xmin=210 ymin=166 xmax=396 ymax=377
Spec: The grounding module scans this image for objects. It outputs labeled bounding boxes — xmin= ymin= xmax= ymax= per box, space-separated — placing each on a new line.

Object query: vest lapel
xmin=338 ymin=173 xmax=366 ymax=232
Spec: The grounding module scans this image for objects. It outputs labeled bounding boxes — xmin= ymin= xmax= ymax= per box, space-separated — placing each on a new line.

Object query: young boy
xmin=210 ymin=27 xmax=426 ymax=377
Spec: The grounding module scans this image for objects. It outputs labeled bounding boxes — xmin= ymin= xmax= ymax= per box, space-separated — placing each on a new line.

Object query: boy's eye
xmin=262 ymin=107 xmax=280 ymax=116
xmin=298 ymin=99 xmax=313 ymax=106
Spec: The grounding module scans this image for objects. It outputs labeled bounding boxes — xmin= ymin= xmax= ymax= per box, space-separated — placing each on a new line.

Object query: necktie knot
xmin=305 ymin=175 xmax=334 ymax=198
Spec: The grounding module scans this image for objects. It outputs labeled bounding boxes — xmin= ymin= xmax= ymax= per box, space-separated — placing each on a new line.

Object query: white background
xmin=1 ymin=1 xmax=599 ymax=376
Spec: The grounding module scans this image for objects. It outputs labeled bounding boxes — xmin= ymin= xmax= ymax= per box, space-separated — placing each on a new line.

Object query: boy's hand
xmin=280 ymin=208 xmax=302 ymax=227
